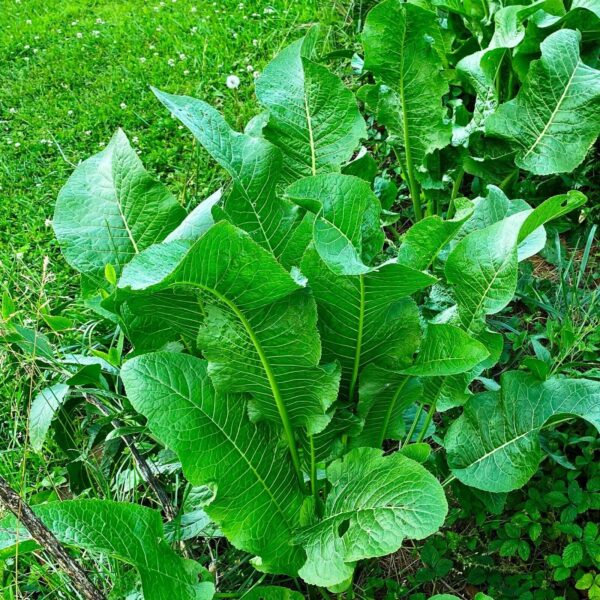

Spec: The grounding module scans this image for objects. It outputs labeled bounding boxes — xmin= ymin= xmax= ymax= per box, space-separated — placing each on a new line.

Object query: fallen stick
xmin=0 ymin=475 xmax=105 ymax=600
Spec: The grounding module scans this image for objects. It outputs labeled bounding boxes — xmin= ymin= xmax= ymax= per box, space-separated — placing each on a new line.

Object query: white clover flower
xmin=85 ymin=130 xmax=92 ymax=135
xmin=96 ymin=18 xmax=104 ymax=24
xmin=253 ymin=70 xmax=260 ymax=79
xmin=24 ymin=44 xmax=30 ymax=49
xmin=14 ymin=142 xmax=21 ymax=148
xmin=179 ymin=53 xmax=186 ymax=60
xmin=45 ymin=218 xmax=52 ymax=227
xmin=26 ymin=19 xmax=32 ymax=24
xmin=168 ymin=58 xmax=175 ymax=67
xmin=191 ymin=6 xmax=197 ymax=12
xmin=132 ymin=136 xmax=139 ymax=144
xmin=120 ymin=102 xmax=127 ymax=109
xmin=92 ymin=30 xmax=100 ymax=37
xmin=226 ymin=74 xmax=240 ymax=89
xmin=67 ymin=109 xmax=74 ymax=115
xmin=183 ymin=69 xmax=190 ymax=75
xmin=139 ymin=56 xmax=146 ymax=63
xmin=246 ymin=64 xmax=254 ymax=72
xmin=9 ymin=107 xmax=17 ymax=114
xmin=263 ymin=6 xmax=275 ymax=14
xmin=252 ymin=38 xmax=258 ymax=46
xmin=76 ymin=32 xmax=83 ymax=38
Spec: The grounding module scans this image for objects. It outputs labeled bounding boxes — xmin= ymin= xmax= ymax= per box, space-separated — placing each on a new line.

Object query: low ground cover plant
xmin=1 ymin=0 xmax=599 ymax=598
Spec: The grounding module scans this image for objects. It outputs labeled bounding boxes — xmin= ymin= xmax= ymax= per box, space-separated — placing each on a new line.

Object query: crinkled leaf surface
xmin=397 ymin=198 xmax=474 ymax=270
xmin=486 ymin=29 xmax=600 ymax=175
xmin=285 ymin=174 xmax=383 ymax=275
xmin=404 ymin=324 xmax=489 ymax=377
xmin=121 ymin=352 xmax=306 ymax=575
xmin=445 ymin=371 xmax=600 ymax=492
xmin=446 ymin=211 xmax=530 ymax=332
xmin=165 ymin=189 xmax=221 ymax=243
xmin=296 ymin=447 xmax=447 ymax=587
xmin=153 ymin=89 xmax=299 ymax=257
xmin=362 ymin=0 xmax=451 ymax=175
xmin=53 ymin=129 xmax=185 ymax=279
xmin=351 ymin=366 xmax=421 ymax=448
xmin=29 ymin=383 xmax=70 ymax=452
xmin=242 ymin=587 xmax=303 ymax=600
xmin=118 ymin=221 xmax=339 ymax=435
xmin=255 ymin=33 xmax=366 ymax=182
xmin=301 ymin=248 xmax=433 ymax=396
xmin=0 ymin=499 xmax=213 ymax=600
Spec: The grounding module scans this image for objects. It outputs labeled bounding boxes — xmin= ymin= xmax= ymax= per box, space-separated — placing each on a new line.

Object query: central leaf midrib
xmin=348 ymin=274 xmax=365 ymax=401
xmin=377 ymin=376 xmax=410 ymax=448
xmin=303 ymin=79 xmax=318 ymax=176
xmin=169 ymin=280 xmax=304 ymax=483
xmin=139 ymin=369 xmax=297 ymax=531
xmin=521 ymin=58 xmax=581 ymax=160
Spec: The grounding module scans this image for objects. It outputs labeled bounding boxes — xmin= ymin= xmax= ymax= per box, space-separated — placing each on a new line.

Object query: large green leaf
xmin=296 ymin=447 xmax=447 ymax=586
xmin=242 ymin=587 xmax=303 ymax=600
xmin=165 ymin=189 xmax=221 ymax=243
xmin=447 ymin=188 xmax=588 ymax=333
xmin=285 ymin=174 xmax=383 ymax=275
xmin=404 ymin=324 xmax=489 ymax=377
xmin=53 ymin=129 xmax=185 ymax=279
xmin=455 ymin=2 xmax=544 ymax=146
xmin=0 ymin=499 xmax=214 ymax=600
xmin=445 ymin=371 xmax=600 ymax=492
xmin=28 ymin=383 xmax=70 ymax=452
xmin=486 ymin=29 xmax=600 ymax=175
xmin=397 ymin=198 xmax=473 ymax=270
xmin=446 ymin=211 xmax=529 ymax=332
xmin=118 ymin=221 xmax=340 ymax=438
xmin=153 ymin=89 xmax=299 ymax=257
xmin=255 ymin=33 xmax=366 ymax=183
xmin=121 ymin=352 xmax=306 ymax=575
xmin=362 ymin=0 xmax=451 ymax=179
xmin=351 ymin=366 xmax=421 ymax=448
xmin=300 ymin=248 xmax=433 ymax=398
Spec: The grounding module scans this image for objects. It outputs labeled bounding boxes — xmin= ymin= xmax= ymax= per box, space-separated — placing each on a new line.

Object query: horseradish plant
xmin=2 ymin=0 xmax=600 ymax=597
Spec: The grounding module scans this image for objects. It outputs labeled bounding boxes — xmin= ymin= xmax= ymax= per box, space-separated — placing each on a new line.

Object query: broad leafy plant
xmin=3 ymin=1 xmax=600 ymax=597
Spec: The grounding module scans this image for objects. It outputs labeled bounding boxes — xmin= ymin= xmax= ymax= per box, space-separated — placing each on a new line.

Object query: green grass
xmin=0 ymin=0 xmax=358 ymax=305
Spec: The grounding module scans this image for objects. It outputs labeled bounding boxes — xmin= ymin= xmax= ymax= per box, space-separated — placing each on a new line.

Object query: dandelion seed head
xmin=226 ymin=74 xmax=240 ymax=89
